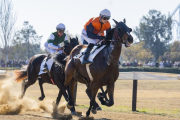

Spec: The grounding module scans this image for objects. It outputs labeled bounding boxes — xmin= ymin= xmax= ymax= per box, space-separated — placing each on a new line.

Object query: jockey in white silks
xmin=80 ymin=9 xmax=112 ymax=64
xmin=42 ymin=23 xmax=69 ymax=72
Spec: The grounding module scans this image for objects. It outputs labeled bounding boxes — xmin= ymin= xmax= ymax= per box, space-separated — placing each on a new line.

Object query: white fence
xmin=118 ymin=72 xmax=179 ymax=111
xmin=0 ymin=70 xmax=6 ymax=75
xmin=118 ymin=72 xmax=179 ymax=80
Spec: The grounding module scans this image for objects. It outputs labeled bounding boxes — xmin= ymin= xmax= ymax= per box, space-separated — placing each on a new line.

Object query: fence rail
xmin=118 ymin=72 xmax=179 ymax=111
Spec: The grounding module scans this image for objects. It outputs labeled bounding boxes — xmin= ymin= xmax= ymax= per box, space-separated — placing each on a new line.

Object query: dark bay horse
xmin=62 ymin=19 xmax=133 ymax=116
xmin=14 ymin=37 xmax=79 ymax=106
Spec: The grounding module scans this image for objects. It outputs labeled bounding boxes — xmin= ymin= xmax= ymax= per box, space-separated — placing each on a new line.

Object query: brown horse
xmin=63 ymin=19 xmax=133 ymax=116
xmin=14 ymin=37 xmax=79 ymax=106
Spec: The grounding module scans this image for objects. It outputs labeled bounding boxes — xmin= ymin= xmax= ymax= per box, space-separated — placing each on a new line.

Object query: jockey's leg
xmin=42 ymin=49 xmax=55 ymax=72
xmin=82 ymin=43 xmax=94 ymax=64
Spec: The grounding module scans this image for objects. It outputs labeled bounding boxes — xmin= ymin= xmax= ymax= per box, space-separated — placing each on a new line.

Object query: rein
xmin=104 ymin=26 xmax=126 ymax=44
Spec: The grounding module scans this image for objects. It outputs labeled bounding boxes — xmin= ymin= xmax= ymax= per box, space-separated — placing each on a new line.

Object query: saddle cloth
xmin=73 ymin=45 xmax=106 ymax=63
xmin=38 ymin=57 xmax=54 ymax=75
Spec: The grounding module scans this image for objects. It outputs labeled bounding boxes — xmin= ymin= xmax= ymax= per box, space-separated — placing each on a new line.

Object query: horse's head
xmin=64 ymin=37 xmax=79 ymax=55
xmin=113 ymin=19 xmax=133 ymax=47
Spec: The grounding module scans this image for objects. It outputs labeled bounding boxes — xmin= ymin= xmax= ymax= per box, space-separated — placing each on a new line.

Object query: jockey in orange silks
xmin=81 ymin=9 xmax=111 ymax=64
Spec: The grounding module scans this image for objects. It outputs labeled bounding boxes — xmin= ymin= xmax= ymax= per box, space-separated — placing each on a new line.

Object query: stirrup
xmin=42 ymin=67 xmax=48 ymax=72
xmin=81 ymin=60 xmax=92 ymax=65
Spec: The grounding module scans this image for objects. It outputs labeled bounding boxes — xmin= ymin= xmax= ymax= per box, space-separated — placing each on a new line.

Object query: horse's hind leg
xmin=97 ymin=87 xmax=108 ymax=102
xmin=98 ymin=84 xmax=115 ymax=106
xmin=20 ymin=71 xmax=38 ymax=99
xmin=38 ymin=78 xmax=45 ymax=101
xmin=64 ymin=59 xmax=77 ymax=87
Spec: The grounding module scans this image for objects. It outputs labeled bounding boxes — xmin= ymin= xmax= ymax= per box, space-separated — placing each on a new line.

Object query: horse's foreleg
xmin=38 ymin=78 xmax=45 ymax=101
xmin=56 ymin=82 xmax=69 ymax=102
xmin=106 ymin=83 xmax=115 ymax=106
xmin=67 ymin=78 xmax=77 ymax=114
xmin=56 ymin=90 xmax=63 ymax=106
xmin=86 ymin=88 xmax=98 ymax=117
xmin=98 ymin=84 xmax=114 ymax=106
xmin=86 ymin=88 xmax=102 ymax=113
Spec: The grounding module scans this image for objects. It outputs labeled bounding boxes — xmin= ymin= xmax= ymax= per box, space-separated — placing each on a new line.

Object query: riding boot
xmin=42 ymin=54 xmax=50 ymax=72
xmin=82 ymin=43 xmax=94 ymax=65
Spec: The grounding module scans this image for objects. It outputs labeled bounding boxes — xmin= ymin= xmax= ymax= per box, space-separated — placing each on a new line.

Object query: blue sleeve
xmin=86 ymin=23 xmax=104 ymax=40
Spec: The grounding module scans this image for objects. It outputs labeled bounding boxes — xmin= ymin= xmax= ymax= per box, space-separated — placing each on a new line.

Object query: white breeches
xmin=81 ymin=29 xmax=101 ymax=45
xmin=48 ymin=49 xmax=63 ymax=54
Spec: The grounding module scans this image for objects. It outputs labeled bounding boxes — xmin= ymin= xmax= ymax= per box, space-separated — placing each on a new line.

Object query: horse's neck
xmin=106 ymin=36 xmax=122 ymax=65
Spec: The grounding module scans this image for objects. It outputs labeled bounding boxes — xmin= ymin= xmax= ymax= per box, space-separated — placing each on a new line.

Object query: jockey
xmin=81 ymin=9 xmax=111 ymax=64
xmin=42 ymin=23 xmax=69 ymax=72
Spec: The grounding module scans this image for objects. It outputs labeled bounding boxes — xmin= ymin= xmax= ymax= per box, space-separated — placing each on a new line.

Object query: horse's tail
xmin=14 ymin=69 xmax=27 ymax=83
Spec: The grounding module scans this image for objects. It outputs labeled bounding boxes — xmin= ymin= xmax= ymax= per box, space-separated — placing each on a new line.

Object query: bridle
xmin=114 ymin=26 xmax=126 ymax=44
xmin=103 ymin=26 xmax=131 ymax=48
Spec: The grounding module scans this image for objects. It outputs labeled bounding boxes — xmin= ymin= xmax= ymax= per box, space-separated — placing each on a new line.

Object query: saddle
xmin=74 ymin=44 xmax=106 ymax=64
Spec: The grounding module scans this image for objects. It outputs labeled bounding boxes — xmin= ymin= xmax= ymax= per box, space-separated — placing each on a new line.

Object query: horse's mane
xmin=104 ymin=28 xmax=115 ymax=45
xmin=53 ymin=53 xmax=67 ymax=67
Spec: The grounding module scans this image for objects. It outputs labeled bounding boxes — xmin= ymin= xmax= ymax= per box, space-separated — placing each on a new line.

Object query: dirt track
xmin=0 ymin=71 xmax=180 ymax=120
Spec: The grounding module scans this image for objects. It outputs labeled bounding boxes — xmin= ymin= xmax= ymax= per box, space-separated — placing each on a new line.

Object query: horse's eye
xmin=129 ymin=28 xmax=132 ymax=32
xmin=118 ymin=28 xmax=122 ymax=33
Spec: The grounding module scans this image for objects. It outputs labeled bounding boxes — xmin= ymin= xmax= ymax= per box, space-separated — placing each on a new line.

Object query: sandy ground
xmin=0 ymin=71 xmax=180 ymax=120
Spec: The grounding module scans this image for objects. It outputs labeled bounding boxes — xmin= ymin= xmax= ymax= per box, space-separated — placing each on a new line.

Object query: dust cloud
xmin=0 ymin=77 xmax=67 ymax=117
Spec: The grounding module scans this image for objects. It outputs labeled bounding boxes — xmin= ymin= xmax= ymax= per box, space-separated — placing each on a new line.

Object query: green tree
xmin=133 ymin=10 xmax=172 ymax=60
xmin=170 ymin=41 xmax=180 ymax=52
xmin=11 ymin=21 xmax=42 ymax=59
xmin=121 ymin=41 xmax=154 ymax=63
xmin=161 ymin=41 xmax=180 ymax=62
xmin=0 ymin=0 xmax=17 ymax=65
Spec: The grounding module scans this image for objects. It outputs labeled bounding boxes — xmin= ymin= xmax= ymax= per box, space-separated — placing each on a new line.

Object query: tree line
xmin=0 ymin=0 xmax=179 ymax=66
xmin=121 ymin=10 xmax=180 ymax=64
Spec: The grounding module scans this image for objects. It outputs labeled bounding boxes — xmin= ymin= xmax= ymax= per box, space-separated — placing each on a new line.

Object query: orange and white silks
xmin=84 ymin=17 xmax=111 ymax=36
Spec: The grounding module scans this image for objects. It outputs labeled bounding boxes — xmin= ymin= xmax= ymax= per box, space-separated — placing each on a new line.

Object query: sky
xmin=12 ymin=0 xmax=180 ymax=49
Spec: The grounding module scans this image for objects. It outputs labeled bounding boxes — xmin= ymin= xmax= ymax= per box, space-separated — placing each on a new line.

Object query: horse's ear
xmin=113 ymin=19 xmax=118 ymax=25
xmin=123 ymin=18 xmax=126 ymax=24
xmin=76 ymin=36 xmax=78 ymax=40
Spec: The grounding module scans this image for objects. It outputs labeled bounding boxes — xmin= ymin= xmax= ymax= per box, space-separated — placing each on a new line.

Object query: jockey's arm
xmin=86 ymin=23 xmax=105 ymax=40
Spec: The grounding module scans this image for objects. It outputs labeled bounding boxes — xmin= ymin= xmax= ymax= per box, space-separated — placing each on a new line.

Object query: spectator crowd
xmin=121 ymin=59 xmax=180 ymax=68
xmin=0 ymin=59 xmax=29 ymax=68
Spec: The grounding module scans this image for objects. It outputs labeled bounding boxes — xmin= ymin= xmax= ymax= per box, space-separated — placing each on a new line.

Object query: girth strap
xmin=86 ymin=64 xmax=93 ymax=81
xmin=47 ymin=69 xmax=55 ymax=85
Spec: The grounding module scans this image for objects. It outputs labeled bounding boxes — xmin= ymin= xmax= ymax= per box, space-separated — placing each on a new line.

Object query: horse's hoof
xmin=38 ymin=96 xmax=45 ymax=101
xmin=96 ymin=106 xmax=102 ymax=110
xmin=18 ymin=95 xmax=23 ymax=99
xmin=91 ymin=109 xmax=97 ymax=114
xmin=71 ymin=111 xmax=77 ymax=115
xmin=67 ymin=104 xmax=73 ymax=109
